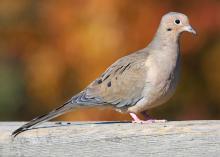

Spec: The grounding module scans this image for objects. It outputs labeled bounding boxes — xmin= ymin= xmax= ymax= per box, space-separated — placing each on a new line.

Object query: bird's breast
xmin=142 ymin=51 xmax=180 ymax=109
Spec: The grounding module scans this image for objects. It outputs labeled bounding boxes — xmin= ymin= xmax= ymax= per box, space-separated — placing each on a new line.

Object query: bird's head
xmin=160 ymin=12 xmax=196 ymax=36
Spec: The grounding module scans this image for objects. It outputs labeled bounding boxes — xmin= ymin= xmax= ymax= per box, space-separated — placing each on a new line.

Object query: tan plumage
xmin=12 ymin=12 xmax=196 ymax=137
xmin=85 ymin=51 xmax=148 ymax=110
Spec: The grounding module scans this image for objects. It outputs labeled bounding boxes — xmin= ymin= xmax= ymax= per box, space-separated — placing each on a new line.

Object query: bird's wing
xmin=79 ymin=51 xmax=149 ymax=109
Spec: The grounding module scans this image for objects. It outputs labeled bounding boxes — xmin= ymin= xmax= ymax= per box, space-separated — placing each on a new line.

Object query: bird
xmin=12 ymin=12 xmax=196 ymax=137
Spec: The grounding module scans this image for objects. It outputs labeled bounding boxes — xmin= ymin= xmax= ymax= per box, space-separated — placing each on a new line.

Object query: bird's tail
xmin=12 ymin=99 xmax=74 ymax=137
xmin=12 ymin=90 xmax=105 ymax=137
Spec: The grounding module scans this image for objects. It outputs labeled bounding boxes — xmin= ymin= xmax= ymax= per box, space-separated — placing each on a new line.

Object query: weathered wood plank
xmin=0 ymin=121 xmax=220 ymax=157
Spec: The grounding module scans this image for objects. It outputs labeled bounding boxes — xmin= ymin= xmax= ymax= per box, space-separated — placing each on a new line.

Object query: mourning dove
xmin=12 ymin=12 xmax=196 ymax=137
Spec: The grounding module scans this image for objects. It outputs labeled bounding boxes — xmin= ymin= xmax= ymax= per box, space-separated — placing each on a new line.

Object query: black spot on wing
xmin=107 ymin=81 xmax=111 ymax=87
xmin=96 ymin=79 xmax=102 ymax=84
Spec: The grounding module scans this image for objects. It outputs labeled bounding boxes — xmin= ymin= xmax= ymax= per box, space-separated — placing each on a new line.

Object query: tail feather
xmin=12 ymin=91 xmax=105 ymax=137
xmin=12 ymin=100 xmax=73 ymax=137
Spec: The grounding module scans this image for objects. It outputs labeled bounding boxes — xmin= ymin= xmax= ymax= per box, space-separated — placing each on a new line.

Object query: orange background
xmin=0 ymin=0 xmax=220 ymax=121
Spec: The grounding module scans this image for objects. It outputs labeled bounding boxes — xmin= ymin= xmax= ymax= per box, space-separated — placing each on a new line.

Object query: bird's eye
xmin=174 ymin=19 xmax=181 ymax=25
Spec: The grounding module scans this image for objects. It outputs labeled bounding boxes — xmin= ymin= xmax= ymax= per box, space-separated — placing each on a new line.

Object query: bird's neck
xmin=144 ymin=29 xmax=181 ymax=66
xmin=147 ymin=28 xmax=180 ymax=53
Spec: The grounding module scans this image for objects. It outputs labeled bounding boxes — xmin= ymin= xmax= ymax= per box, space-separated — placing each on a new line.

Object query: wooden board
xmin=0 ymin=121 xmax=220 ymax=157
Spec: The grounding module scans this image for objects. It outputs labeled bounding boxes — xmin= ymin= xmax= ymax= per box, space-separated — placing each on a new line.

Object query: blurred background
xmin=0 ymin=0 xmax=220 ymax=122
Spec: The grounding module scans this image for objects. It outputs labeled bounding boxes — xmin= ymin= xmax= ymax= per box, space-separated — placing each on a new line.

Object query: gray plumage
xmin=12 ymin=12 xmax=196 ymax=137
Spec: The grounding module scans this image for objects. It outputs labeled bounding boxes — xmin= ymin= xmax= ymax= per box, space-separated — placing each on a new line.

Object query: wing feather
xmin=83 ymin=51 xmax=149 ymax=109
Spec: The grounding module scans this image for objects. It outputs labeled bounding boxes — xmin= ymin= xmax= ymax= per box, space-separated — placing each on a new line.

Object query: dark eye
xmin=175 ymin=19 xmax=181 ymax=24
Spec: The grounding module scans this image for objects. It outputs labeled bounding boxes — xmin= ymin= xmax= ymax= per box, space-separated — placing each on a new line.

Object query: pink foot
xmin=129 ymin=112 xmax=167 ymax=124
xmin=129 ymin=113 xmax=151 ymax=123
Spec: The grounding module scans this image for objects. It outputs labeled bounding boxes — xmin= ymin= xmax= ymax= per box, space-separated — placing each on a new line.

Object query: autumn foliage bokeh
xmin=0 ymin=0 xmax=220 ymax=121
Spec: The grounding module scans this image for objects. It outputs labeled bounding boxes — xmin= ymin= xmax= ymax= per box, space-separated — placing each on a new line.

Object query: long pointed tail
xmin=12 ymin=90 xmax=105 ymax=137
xmin=12 ymin=100 xmax=74 ymax=137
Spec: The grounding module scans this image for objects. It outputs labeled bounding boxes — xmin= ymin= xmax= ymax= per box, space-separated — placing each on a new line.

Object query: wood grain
xmin=0 ymin=121 xmax=220 ymax=157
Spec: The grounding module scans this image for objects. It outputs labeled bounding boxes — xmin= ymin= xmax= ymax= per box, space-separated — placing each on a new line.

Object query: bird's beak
xmin=184 ymin=25 xmax=196 ymax=35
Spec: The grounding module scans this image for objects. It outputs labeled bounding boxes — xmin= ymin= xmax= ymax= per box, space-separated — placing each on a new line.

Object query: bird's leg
xmin=129 ymin=113 xmax=152 ymax=124
xmin=129 ymin=113 xmax=141 ymax=122
xmin=129 ymin=112 xmax=167 ymax=124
